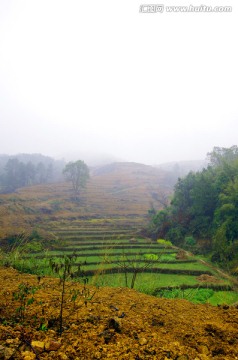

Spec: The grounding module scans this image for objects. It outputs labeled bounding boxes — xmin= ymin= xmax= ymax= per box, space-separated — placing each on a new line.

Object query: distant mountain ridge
xmin=155 ymin=159 xmax=208 ymax=177
xmin=91 ymin=159 xmax=208 ymax=182
xmin=91 ymin=161 xmax=163 ymax=176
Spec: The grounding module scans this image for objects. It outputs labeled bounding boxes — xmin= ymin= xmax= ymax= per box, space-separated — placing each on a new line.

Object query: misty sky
xmin=0 ymin=1 xmax=237 ymax=165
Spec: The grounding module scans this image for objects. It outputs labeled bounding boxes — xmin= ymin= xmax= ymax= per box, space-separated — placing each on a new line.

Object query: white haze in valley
xmin=0 ymin=0 xmax=237 ymax=166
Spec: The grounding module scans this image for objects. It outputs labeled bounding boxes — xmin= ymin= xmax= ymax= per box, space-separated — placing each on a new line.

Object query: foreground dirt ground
xmin=0 ymin=267 xmax=238 ymax=359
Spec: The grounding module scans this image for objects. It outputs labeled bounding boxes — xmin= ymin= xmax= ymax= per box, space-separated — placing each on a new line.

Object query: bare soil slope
xmin=0 ymin=267 xmax=238 ymax=360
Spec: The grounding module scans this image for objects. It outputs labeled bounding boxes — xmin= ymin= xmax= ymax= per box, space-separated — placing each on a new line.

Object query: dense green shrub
xmin=184 ymin=236 xmax=196 ymax=246
xmin=157 ymin=239 xmax=173 ymax=247
xmin=144 ymin=253 xmax=159 ymax=261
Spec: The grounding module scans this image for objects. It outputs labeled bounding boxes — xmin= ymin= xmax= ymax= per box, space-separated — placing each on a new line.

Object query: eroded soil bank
xmin=0 ymin=267 xmax=238 ymax=359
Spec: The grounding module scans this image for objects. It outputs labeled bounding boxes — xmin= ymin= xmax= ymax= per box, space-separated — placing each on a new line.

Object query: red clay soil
xmin=0 ymin=267 xmax=238 ymax=360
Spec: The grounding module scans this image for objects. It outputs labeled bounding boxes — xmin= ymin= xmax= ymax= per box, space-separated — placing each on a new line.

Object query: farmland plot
xmin=20 ymin=217 xmax=236 ymax=305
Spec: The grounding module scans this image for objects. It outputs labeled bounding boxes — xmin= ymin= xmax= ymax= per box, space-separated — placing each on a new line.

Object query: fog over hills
xmin=91 ymin=161 xmax=161 ymax=176
xmin=0 ymin=152 xmax=208 ymax=183
xmin=58 ymin=150 xmax=208 ymax=175
xmin=156 ymin=159 xmax=208 ymax=176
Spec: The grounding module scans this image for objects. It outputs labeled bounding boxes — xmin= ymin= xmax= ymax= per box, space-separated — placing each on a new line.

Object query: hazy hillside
xmin=0 ymin=161 xmax=174 ymax=241
xmin=0 ymin=153 xmax=65 ymax=193
xmin=91 ymin=161 xmax=175 ymax=208
xmin=0 ymin=159 xmax=212 ymax=242
xmin=0 ymin=158 xmax=208 ymax=236
xmin=92 ymin=161 xmax=165 ymax=175
xmin=156 ymin=159 xmax=208 ymax=177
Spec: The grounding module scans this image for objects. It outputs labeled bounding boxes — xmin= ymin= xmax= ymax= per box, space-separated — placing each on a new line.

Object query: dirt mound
xmin=0 ymin=267 xmax=238 ymax=359
xmin=175 ymin=250 xmax=188 ymax=260
xmin=196 ymin=274 xmax=222 ymax=284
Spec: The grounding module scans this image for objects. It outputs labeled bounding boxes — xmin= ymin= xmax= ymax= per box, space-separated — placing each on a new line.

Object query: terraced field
xmin=20 ymin=216 xmax=237 ymax=305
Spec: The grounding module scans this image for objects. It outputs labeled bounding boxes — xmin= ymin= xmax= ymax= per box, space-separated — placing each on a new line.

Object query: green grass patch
xmin=156 ymin=288 xmax=215 ymax=303
xmin=159 ymin=253 xmax=177 ymax=261
xmin=154 ymin=261 xmax=213 ymax=271
xmin=29 ymin=248 xmax=176 ymax=257
xmin=90 ymin=272 xmax=199 ymax=290
xmin=208 ymin=291 xmax=238 ymax=305
xmin=155 ymin=288 xmax=238 ymax=305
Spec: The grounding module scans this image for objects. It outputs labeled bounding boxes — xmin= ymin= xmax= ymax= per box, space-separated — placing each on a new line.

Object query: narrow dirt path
xmin=198 ymin=258 xmax=238 ymax=288
xmin=180 ymin=247 xmax=238 ymax=289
